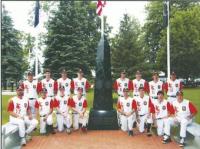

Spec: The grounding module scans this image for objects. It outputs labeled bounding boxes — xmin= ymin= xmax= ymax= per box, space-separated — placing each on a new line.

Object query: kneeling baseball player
xmin=35 ymin=88 xmax=56 ymax=135
xmin=71 ymin=87 xmax=89 ymax=133
xmin=117 ymin=88 xmax=137 ymax=136
xmin=54 ymin=86 xmax=72 ymax=134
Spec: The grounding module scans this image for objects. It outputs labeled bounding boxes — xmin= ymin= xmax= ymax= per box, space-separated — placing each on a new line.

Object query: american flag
xmin=96 ymin=0 xmax=106 ymax=16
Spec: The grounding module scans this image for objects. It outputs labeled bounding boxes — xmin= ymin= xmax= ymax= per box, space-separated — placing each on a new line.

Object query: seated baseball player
xmin=117 ymin=88 xmax=137 ymax=136
xmin=35 ymin=88 xmax=56 ymax=135
xmin=151 ymin=91 xmax=174 ymax=136
xmin=135 ymin=87 xmax=154 ymax=136
xmin=7 ymin=86 xmax=38 ymax=146
xmin=71 ymin=87 xmax=89 ymax=133
xmin=162 ymin=91 xmax=197 ymax=147
xmin=54 ymin=86 xmax=72 ymax=134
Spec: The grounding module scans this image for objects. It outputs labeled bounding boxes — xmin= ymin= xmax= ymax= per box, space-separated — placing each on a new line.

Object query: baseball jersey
xmin=165 ymin=79 xmax=183 ymax=96
xmin=117 ymin=97 xmax=137 ymax=113
xmin=57 ymin=78 xmax=71 ymax=96
xmin=41 ymin=78 xmax=58 ymax=97
xmin=35 ymin=97 xmax=54 ymax=116
xmin=172 ymin=99 xmax=197 ymax=119
xmin=71 ymin=95 xmax=87 ymax=113
xmin=132 ymin=79 xmax=149 ymax=96
xmin=71 ymin=78 xmax=90 ymax=95
xmin=54 ymin=95 xmax=71 ymax=113
xmin=134 ymin=95 xmax=153 ymax=115
xmin=21 ymin=80 xmax=42 ymax=98
xmin=7 ymin=96 xmax=30 ymax=118
xmin=149 ymin=80 xmax=164 ymax=97
xmin=152 ymin=99 xmax=172 ymax=119
xmin=113 ymin=78 xmax=133 ymax=96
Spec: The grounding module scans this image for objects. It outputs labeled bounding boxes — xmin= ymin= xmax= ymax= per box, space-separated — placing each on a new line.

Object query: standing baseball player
xmin=149 ymin=72 xmax=164 ymax=104
xmin=21 ymin=71 xmax=42 ymax=117
xmin=57 ymin=69 xmax=72 ymax=96
xmin=165 ymin=72 xmax=183 ymax=104
xmin=151 ymin=91 xmax=174 ymax=136
xmin=71 ymin=87 xmax=89 ymax=133
xmin=35 ymin=88 xmax=56 ymax=135
xmin=54 ymin=86 xmax=72 ymax=133
xmin=162 ymin=91 xmax=197 ymax=147
xmin=135 ymin=87 xmax=154 ymax=136
xmin=117 ymin=88 xmax=137 ymax=136
xmin=7 ymin=87 xmax=38 ymax=146
xmin=113 ymin=70 xmax=133 ymax=126
xmin=71 ymin=69 xmax=90 ymax=97
xmin=132 ymin=70 xmax=149 ymax=98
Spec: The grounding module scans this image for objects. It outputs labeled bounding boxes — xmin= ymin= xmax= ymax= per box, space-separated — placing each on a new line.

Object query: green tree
xmin=43 ymin=1 xmax=110 ymax=79
xmin=111 ymin=14 xmax=150 ymax=80
xmin=1 ymin=6 xmax=27 ymax=89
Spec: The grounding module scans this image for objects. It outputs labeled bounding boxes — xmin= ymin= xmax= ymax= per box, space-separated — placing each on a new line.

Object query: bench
xmin=2 ymin=123 xmax=21 ymax=149
xmin=186 ymin=122 xmax=200 ymax=137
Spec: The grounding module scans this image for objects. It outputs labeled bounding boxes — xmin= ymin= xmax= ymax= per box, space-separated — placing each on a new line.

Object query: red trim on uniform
xmin=113 ymin=81 xmax=118 ymax=91
xmin=150 ymin=104 xmax=155 ymax=113
xmin=132 ymin=100 xmax=137 ymax=110
xmin=54 ymin=81 xmax=58 ymax=92
xmin=54 ymin=98 xmax=59 ymax=108
xmin=67 ymin=97 xmax=72 ymax=107
xmin=70 ymin=98 xmax=75 ymax=108
xmin=148 ymin=98 xmax=154 ymax=113
xmin=7 ymin=100 xmax=14 ymax=112
xmin=85 ymin=81 xmax=90 ymax=91
xmin=144 ymin=81 xmax=149 ymax=93
xmin=37 ymin=82 xmax=42 ymax=93
xmin=128 ymin=80 xmax=133 ymax=91
xmin=71 ymin=81 xmax=74 ymax=90
xmin=50 ymin=100 xmax=54 ymax=109
xmin=27 ymin=101 xmax=30 ymax=111
xmin=35 ymin=100 xmax=39 ymax=109
xmin=83 ymin=100 xmax=88 ymax=108
xmin=117 ymin=101 xmax=121 ymax=109
xmin=189 ymin=102 xmax=198 ymax=115
xmin=20 ymin=83 xmax=25 ymax=89
xmin=162 ymin=83 xmax=165 ymax=92
xmin=164 ymin=83 xmax=168 ymax=93
xmin=167 ymin=102 xmax=174 ymax=114
xmin=180 ymin=82 xmax=183 ymax=90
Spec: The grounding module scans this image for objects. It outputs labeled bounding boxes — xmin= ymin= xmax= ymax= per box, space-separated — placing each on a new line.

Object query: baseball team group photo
xmin=1 ymin=0 xmax=200 ymax=149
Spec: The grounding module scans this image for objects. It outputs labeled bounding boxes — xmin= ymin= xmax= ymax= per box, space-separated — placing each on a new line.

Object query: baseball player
xmin=151 ymin=91 xmax=174 ymax=136
xmin=132 ymin=70 xmax=149 ymax=97
xmin=71 ymin=69 xmax=90 ymax=97
xmin=7 ymin=87 xmax=38 ymax=146
xmin=117 ymin=88 xmax=137 ymax=136
xmin=149 ymin=72 xmax=164 ymax=104
xmin=57 ymin=69 xmax=72 ymax=96
xmin=162 ymin=91 xmax=197 ymax=147
xmin=113 ymin=70 xmax=133 ymax=126
xmin=21 ymin=71 xmax=42 ymax=117
xmin=71 ymin=87 xmax=89 ymax=133
xmin=35 ymin=88 xmax=56 ymax=135
xmin=135 ymin=87 xmax=154 ymax=136
xmin=54 ymin=86 xmax=72 ymax=133
xmin=165 ymin=72 xmax=183 ymax=104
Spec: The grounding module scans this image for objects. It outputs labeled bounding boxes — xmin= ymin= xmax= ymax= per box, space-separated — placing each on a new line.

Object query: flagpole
xmin=101 ymin=10 xmax=104 ymax=38
xmin=167 ymin=0 xmax=170 ymax=80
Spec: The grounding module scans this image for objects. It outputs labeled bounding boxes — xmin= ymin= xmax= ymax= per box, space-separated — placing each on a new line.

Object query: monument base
xmin=88 ymin=109 xmax=119 ymax=130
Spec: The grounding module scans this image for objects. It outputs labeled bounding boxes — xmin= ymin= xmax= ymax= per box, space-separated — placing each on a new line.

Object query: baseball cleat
xmin=21 ymin=138 xmax=26 ymax=146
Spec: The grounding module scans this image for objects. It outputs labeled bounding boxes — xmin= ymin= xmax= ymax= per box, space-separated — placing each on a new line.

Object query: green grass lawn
xmin=2 ymin=88 xmax=200 ymax=125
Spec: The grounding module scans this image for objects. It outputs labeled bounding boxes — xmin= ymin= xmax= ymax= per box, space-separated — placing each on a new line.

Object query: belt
xmin=168 ymin=95 xmax=176 ymax=98
xmin=48 ymin=96 xmax=54 ymax=97
xmin=29 ymin=98 xmax=36 ymax=100
xmin=139 ymin=114 xmax=146 ymax=117
xmin=134 ymin=95 xmax=139 ymax=97
xmin=118 ymin=95 xmax=124 ymax=97
xmin=151 ymin=96 xmax=158 ymax=99
xmin=156 ymin=118 xmax=163 ymax=120
xmin=40 ymin=115 xmax=47 ymax=117
xmin=72 ymin=112 xmax=79 ymax=115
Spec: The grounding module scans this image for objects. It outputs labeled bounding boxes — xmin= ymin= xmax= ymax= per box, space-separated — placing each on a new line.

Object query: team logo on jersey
xmin=81 ymin=82 xmax=84 ymax=85
xmin=137 ymin=101 xmax=140 ymax=106
xmin=16 ymin=103 xmax=20 ymax=109
xmin=33 ymin=85 xmax=36 ymax=89
xmin=182 ymin=106 xmax=186 ymax=111
xmin=158 ymin=85 xmax=161 ymax=89
xmin=140 ymin=84 xmax=143 ymax=87
xmin=65 ymin=83 xmax=68 ymax=87
xmin=176 ymin=84 xmax=178 ymax=87
xmin=24 ymin=103 xmax=27 ymax=108
xmin=124 ymin=83 xmax=127 ymax=87
xmin=49 ymin=84 xmax=52 ymax=87
xmin=79 ymin=102 xmax=82 ymax=106
xmin=143 ymin=101 xmax=147 ymax=105
xmin=155 ymin=106 xmax=160 ymax=112
xmin=118 ymin=83 xmax=121 ymax=87
xmin=126 ymin=103 xmax=130 ymax=107
xmin=174 ymin=106 xmax=178 ymax=113
xmin=162 ymin=106 xmax=166 ymax=110
xmin=64 ymin=100 xmax=67 ymax=104
xmin=45 ymin=102 xmax=49 ymax=106
xmin=151 ymin=85 xmax=154 ymax=90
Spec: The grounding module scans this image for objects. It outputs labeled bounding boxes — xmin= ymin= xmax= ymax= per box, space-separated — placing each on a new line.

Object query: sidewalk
xmin=2 ymin=91 xmax=16 ymax=96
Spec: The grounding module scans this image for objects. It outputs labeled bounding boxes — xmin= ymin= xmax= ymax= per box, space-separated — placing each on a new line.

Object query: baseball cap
xmin=157 ymin=90 xmax=164 ymax=95
xmin=176 ymin=91 xmax=183 ymax=96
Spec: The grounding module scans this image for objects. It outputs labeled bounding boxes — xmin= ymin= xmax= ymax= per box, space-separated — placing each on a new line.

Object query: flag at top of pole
xmin=34 ymin=0 xmax=40 ymax=27
xmin=96 ymin=0 xmax=106 ymax=16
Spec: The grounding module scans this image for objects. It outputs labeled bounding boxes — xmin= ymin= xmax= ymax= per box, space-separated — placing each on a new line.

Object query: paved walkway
xmin=2 ymin=91 xmax=16 ymax=95
xmin=24 ymin=130 xmax=179 ymax=149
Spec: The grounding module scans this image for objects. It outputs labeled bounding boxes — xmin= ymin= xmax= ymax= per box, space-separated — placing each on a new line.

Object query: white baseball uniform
xmin=22 ymin=80 xmax=42 ymax=116
xmin=71 ymin=78 xmax=90 ymax=96
xmin=71 ymin=95 xmax=89 ymax=130
xmin=113 ymin=78 xmax=132 ymax=97
xmin=54 ymin=95 xmax=72 ymax=131
xmin=166 ymin=79 xmax=183 ymax=103
xmin=149 ymin=80 xmax=164 ymax=104
xmin=135 ymin=95 xmax=153 ymax=132
xmin=132 ymin=79 xmax=149 ymax=97
xmin=164 ymin=99 xmax=197 ymax=138
xmin=41 ymin=78 xmax=58 ymax=98
xmin=117 ymin=97 xmax=137 ymax=131
xmin=35 ymin=97 xmax=54 ymax=134
xmin=57 ymin=78 xmax=71 ymax=96
xmin=8 ymin=96 xmax=38 ymax=138
xmin=152 ymin=99 xmax=172 ymax=136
